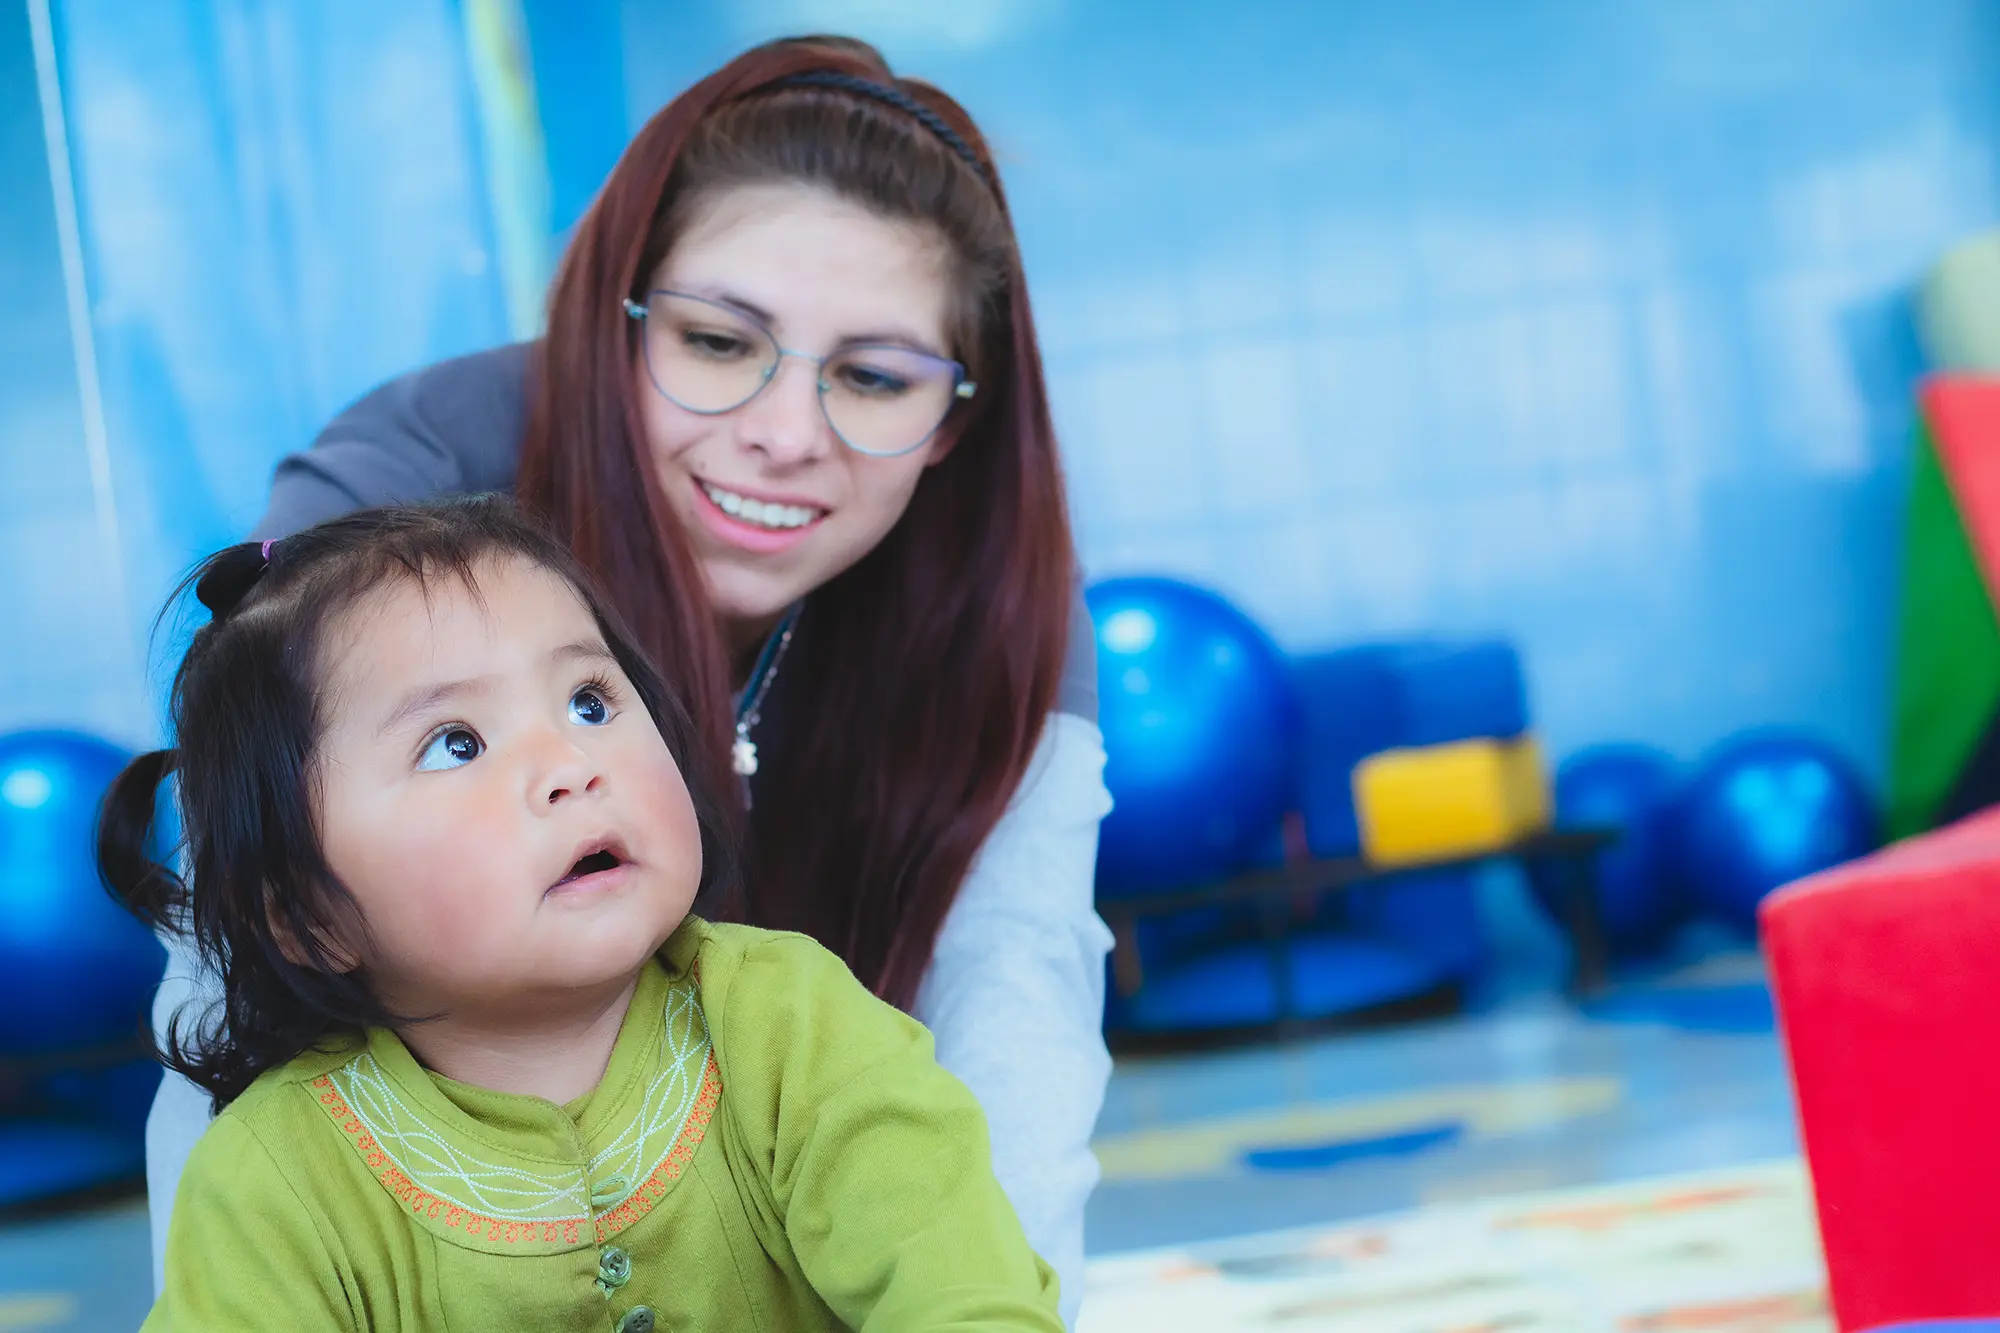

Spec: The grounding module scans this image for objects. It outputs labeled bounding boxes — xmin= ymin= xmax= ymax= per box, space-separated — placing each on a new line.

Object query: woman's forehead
xmin=660 ymin=182 xmax=952 ymax=345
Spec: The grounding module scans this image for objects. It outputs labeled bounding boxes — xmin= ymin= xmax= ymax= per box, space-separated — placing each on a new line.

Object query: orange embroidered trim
xmin=308 ymin=1073 xmax=586 ymax=1247
xmin=594 ymin=1049 xmax=723 ymax=1242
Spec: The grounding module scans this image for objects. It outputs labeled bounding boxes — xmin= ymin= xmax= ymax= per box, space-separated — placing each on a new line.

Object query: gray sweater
xmin=145 ymin=345 xmax=1114 ymax=1328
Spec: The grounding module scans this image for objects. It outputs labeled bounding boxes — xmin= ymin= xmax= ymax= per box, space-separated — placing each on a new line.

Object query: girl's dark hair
xmin=520 ymin=35 xmax=1075 ymax=1008
xmin=96 ymin=496 xmax=741 ymax=1110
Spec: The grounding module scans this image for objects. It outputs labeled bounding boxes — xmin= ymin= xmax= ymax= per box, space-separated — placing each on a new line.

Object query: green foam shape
xmin=1888 ymin=422 xmax=2000 ymax=837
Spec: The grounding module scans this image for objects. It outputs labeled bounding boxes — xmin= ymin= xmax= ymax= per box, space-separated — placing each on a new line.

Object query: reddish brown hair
xmin=516 ymin=36 xmax=1076 ymax=1007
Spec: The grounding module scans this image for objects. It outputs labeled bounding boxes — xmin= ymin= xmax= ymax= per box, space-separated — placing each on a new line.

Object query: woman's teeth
xmin=701 ymin=482 xmax=821 ymax=531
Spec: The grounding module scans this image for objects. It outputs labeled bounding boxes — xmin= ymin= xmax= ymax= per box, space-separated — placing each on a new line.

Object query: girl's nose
xmin=535 ymin=733 xmax=605 ymax=808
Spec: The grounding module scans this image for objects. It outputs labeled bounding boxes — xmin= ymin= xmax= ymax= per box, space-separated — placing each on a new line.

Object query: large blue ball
xmin=1534 ymin=744 xmax=1685 ymax=954
xmin=0 ymin=730 xmax=167 ymax=1054
xmin=1675 ymin=731 xmax=1877 ymax=930
xmin=1089 ymin=578 xmax=1297 ymax=895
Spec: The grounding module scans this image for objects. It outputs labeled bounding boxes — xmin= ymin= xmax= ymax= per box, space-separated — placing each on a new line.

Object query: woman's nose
xmin=736 ymin=353 xmax=835 ymax=470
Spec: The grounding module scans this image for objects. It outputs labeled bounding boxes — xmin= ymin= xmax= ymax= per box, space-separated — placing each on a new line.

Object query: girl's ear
xmin=266 ymin=888 xmax=362 ymax=974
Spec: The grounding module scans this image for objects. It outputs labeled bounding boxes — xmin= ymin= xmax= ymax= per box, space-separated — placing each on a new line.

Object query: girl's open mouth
xmin=550 ymin=837 xmax=632 ymax=893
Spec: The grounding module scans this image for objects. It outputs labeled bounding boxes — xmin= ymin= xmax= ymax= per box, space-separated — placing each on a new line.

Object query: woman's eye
xmin=834 ymin=362 xmax=913 ymax=398
xmin=570 ymin=687 xmax=611 ymax=726
xmin=417 ymin=727 xmax=484 ymax=771
xmin=681 ymin=328 xmax=750 ymax=360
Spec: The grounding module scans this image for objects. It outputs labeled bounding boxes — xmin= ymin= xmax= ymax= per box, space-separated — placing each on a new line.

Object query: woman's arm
xmin=250 ymin=342 xmax=532 ymax=539
xmin=913 ymin=704 xmax=1116 ymax=1331
xmin=143 ymin=949 xmax=218 ymax=1296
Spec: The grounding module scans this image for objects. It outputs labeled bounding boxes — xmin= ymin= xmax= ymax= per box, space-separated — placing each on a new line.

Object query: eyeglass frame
xmin=622 ymin=289 xmax=978 ymax=458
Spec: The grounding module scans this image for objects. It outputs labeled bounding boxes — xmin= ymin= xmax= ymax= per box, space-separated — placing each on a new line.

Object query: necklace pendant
xmin=732 ymin=735 xmax=759 ymax=777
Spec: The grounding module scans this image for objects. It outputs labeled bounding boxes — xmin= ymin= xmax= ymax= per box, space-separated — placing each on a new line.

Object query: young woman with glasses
xmin=144 ymin=34 xmax=1112 ymax=1327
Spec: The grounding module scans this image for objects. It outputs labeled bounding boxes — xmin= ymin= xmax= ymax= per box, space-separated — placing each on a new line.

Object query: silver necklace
xmin=732 ymin=612 xmax=796 ymax=779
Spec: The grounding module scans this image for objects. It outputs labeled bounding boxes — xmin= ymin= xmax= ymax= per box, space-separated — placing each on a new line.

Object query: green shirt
xmin=145 ymin=919 xmax=1064 ymax=1332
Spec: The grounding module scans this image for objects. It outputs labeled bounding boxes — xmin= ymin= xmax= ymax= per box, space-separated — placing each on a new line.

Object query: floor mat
xmin=1079 ymin=1158 xmax=1826 ymax=1332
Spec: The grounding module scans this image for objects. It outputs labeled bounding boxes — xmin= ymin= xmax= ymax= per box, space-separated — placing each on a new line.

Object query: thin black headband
xmin=772 ymin=70 xmax=993 ymax=187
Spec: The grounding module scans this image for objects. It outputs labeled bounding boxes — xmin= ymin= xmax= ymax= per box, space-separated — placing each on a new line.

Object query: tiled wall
xmin=623 ymin=0 xmax=2000 ymax=783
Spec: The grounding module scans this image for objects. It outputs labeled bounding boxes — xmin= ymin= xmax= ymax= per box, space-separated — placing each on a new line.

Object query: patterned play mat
xmin=1078 ymin=1159 xmax=1827 ymax=1332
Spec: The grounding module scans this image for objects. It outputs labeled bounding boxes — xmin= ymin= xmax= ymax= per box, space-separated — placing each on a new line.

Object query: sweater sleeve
xmin=142 ymin=1114 xmax=357 ymax=1332
xmin=913 ymin=712 xmax=1116 ymax=1330
xmin=250 ymin=342 xmax=532 ymax=540
xmin=715 ymin=932 xmax=1066 ymax=1332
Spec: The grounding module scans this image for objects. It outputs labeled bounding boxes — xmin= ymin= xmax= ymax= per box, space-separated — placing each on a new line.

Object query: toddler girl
xmin=101 ymin=497 xmax=1063 ymax=1332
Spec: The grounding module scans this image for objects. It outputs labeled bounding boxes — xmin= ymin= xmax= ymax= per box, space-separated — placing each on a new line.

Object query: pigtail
xmin=96 ymin=747 xmax=185 ymax=931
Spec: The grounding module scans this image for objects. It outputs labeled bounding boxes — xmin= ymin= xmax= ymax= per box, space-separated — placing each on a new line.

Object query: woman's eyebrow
xmin=673 ymin=283 xmax=775 ymax=326
xmin=674 ymin=283 xmax=947 ymax=358
xmin=839 ymin=325 xmax=947 ymax=357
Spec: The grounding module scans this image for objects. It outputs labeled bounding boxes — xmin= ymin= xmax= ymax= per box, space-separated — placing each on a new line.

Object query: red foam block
xmin=1924 ymin=375 xmax=2000 ymax=603
xmin=1762 ymin=806 xmax=2000 ymax=1330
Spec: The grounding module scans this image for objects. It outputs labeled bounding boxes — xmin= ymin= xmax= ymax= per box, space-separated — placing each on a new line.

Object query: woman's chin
xmin=707 ymin=574 xmax=811 ymax=646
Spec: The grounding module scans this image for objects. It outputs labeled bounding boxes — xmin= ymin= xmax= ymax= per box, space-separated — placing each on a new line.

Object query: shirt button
xmin=598 ymin=1246 xmax=632 ymax=1290
xmin=616 ymin=1307 xmax=656 ymax=1333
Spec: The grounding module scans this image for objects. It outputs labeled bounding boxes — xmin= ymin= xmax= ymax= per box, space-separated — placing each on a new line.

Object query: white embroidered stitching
xmin=327 ymin=977 xmax=712 ymax=1225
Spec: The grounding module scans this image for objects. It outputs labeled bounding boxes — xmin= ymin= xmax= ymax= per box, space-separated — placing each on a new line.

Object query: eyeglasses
xmin=623 ymin=290 xmax=977 ymax=458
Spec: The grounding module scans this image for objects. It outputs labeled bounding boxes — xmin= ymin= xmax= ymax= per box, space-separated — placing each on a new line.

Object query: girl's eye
xmin=417 ymin=727 xmax=483 ymax=772
xmin=570 ymin=687 xmax=612 ymax=727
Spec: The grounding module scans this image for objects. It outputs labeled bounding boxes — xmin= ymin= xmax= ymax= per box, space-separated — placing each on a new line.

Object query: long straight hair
xmin=516 ymin=36 xmax=1075 ymax=1007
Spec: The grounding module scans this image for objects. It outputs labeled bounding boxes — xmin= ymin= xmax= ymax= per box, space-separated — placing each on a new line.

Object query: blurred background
xmin=9 ymin=1 xmax=2000 ymax=1328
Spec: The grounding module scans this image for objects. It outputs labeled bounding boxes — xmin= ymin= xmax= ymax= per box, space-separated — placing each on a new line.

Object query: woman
xmin=146 ymin=34 xmax=1113 ymax=1328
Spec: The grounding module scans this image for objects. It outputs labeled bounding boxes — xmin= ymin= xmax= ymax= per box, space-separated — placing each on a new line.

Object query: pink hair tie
xmin=261 ymin=539 xmax=274 ymax=561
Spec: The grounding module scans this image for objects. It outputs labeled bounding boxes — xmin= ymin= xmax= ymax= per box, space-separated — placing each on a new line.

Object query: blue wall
xmin=1 ymin=0 xmax=523 ymax=747
xmin=0 ymin=0 xmax=136 ymax=742
xmin=7 ymin=1 xmax=2000 ymax=783
xmin=618 ymin=0 xmax=2000 ymax=783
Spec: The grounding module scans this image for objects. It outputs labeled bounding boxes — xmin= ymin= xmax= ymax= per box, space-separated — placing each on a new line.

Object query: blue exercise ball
xmin=1089 ymin=578 xmax=1297 ymax=894
xmin=1674 ymin=730 xmax=1877 ymax=930
xmin=0 ymin=730 xmax=166 ymax=1055
xmin=1531 ymin=744 xmax=1685 ymax=955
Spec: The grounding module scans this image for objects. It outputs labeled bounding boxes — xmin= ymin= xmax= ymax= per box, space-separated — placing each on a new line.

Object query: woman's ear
xmin=923 ymin=415 xmax=970 ymax=468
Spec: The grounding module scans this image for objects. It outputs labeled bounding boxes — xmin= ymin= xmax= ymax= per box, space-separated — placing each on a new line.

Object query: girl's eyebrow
xmin=377 ymin=675 xmax=493 ymax=738
xmin=375 ymin=641 xmax=618 ymax=737
xmin=552 ymin=640 xmax=619 ymax=670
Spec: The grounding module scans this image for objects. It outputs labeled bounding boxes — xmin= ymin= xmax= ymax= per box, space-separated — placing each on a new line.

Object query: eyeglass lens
xmin=637 ymin=292 xmax=964 ymax=457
